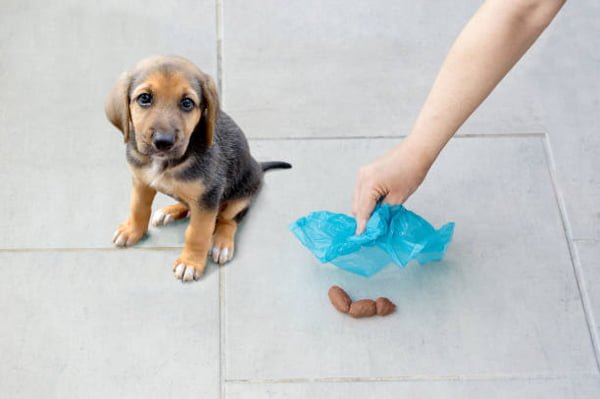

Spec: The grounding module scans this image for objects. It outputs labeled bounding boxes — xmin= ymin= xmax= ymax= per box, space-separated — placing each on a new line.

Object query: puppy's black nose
xmin=152 ymin=131 xmax=175 ymax=151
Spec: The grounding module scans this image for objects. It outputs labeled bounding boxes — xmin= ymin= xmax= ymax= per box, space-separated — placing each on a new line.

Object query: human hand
xmin=352 ymin=139 xmax=433 ymax=235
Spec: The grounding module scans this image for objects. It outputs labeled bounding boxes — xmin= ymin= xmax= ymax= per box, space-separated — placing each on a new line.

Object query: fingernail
xmin=355 ymin=223 xmax=364 ymax=235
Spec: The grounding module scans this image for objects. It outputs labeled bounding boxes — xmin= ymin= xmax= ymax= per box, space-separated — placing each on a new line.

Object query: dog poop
xmin=328 ymin=285 xmax=396 ymax=319
xmin=328 ymin=286 xmax=352 ymax=314
xmin=348 ymin=299 xmax=378 ymax=318
xmin=375 ymin=297 xmax=396 ymax=316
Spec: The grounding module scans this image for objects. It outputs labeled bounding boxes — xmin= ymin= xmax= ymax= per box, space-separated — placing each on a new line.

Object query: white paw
xmin=151 ymin=209 xmax=174 ymax=227
xmin=210 ymin=246 xmax=234 ymax=265
xmin=112 ymin=229 xmax=140 ymax=248
xmin=173 ymin=263 xmax=203 ymax=282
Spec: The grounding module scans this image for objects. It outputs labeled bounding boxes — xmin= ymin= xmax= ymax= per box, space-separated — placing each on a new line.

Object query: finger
xmin=356 ymin=220 xmax=366 ymax=236
xmin=354 ymin=190 xmax=380 ymax=235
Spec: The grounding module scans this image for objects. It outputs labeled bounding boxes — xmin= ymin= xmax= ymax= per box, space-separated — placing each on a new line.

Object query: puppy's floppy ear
xmin=105 ymin=72 xmax=132 ymax=143
xmin=199 ymin=73 xmax=220 ymax=146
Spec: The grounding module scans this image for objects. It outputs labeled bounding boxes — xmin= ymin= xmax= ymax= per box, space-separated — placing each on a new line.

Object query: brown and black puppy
xmin=105 ymin=55 xmax=290 ymax=282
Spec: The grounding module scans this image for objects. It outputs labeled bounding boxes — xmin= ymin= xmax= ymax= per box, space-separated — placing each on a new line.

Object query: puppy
xmin=105 ymin=55 xmax=290 ymax=281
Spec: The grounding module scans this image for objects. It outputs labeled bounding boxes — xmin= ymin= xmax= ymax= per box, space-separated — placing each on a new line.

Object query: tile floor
xmin=1 ymin=1 xmax=598 ymax=398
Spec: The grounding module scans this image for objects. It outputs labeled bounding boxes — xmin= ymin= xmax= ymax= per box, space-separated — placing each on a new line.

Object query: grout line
xmin=456 ymin=132 xmax=545 ymax=138
xmin=219 ymin=258 xmax=226 ymax=399
xmin=572 ymin=238 xmax=600 ymax=244
xmin=248 ymin=135 xmax=407 ymax=141
xmin=247 ymin=132 xmax=545 ymax=141
xmin=225 ymin=371 xmax=598 ymax=385
xmin=541 ymin=133 xmax=600 ymax=371
xmin=216 ymin=0 xmax=224 ymax=107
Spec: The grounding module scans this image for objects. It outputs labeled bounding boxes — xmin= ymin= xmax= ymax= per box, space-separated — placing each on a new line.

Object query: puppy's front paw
xmin=173 ymin=256 xmax=207 ymax=282
xmin=112 ymin=222 xmax=146 ymax=247
xmin=210 ymin=245 xmax=234 ymax=265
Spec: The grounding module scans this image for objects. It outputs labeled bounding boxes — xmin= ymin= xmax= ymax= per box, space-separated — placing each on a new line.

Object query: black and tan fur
xmin=106 ymin=55 xmax=290 ymax=281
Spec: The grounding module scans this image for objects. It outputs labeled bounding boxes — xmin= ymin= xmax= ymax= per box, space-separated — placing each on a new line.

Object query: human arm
xmin=353 ymin=0 xmax=566 ymax=234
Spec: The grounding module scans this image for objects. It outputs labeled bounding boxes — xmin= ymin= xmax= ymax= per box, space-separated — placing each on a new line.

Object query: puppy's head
xmin=105 ymin=56 xmax=219 ymax=159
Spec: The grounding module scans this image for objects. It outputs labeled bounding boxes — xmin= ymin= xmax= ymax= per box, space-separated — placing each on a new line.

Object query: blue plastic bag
xmin=289 ymin=204 xmax=455 ymax=277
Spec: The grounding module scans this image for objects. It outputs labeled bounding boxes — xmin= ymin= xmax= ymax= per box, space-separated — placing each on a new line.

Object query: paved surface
xmin=1 ymin=1 xmax=599 ymax=398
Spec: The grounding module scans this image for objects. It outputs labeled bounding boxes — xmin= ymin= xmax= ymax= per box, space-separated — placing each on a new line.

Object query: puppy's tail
xmin=260 ymin=161 xmax=292 ymax=172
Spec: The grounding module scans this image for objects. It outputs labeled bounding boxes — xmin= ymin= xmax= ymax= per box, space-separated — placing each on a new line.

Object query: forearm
xmin=405 ymin=0 xmax=565 ymax=163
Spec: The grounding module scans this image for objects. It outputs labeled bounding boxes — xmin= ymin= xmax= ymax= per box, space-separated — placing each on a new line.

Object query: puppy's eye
xmin=137 ymin=93 xmax=152 ymax=107
xmin=180 ymin=98 xmax=195 ymax=112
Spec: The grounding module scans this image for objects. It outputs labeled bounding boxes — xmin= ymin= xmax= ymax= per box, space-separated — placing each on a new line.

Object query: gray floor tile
xmin=0 ymin=139 xmax=189 ymax=249
xmin=223 ymin=0 xmax=549 ymax=138
xmin=224 ymin=137 xmax=596 ymax=379
xmin=0 ymin=249 xmax=219 ymax=399
xmin=225 ymin=377 xmax=600 ymax=399
xmin=528 ymin=3 xmax=600 ymax=239
xmin=576 ymin=241 xmax=600 ymax=340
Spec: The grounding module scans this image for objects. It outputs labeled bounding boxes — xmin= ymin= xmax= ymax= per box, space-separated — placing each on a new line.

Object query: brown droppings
xmin=348 ymin=299 xmax=377 ymax=318
xmin=375 ymin=297 xmax=396 ymax=316
xmin=328 ymin=286 xmax=352 ymax=314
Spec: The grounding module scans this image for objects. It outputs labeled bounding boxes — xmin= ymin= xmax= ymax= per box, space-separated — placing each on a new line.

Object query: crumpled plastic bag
xmin=289 ymin=204 xmax=455 ymax=277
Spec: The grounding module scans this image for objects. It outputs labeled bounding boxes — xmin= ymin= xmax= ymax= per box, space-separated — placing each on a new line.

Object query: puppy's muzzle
xmin=152 ymin=131 xmax=176 ymax=151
